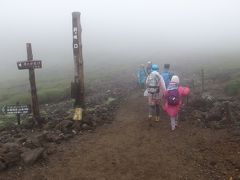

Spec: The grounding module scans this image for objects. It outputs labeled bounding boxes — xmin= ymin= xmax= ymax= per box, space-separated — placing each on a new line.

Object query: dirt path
xmin=2 ymin=90 xmax=240 ymax=180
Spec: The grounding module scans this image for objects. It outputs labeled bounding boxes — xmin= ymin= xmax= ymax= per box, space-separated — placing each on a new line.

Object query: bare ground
xmin=1 ymin=90 xmax=240 ymax=180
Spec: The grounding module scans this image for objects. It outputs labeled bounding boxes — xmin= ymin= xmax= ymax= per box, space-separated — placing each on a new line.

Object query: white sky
xmin=0 ymin=0 xmax=240 ymax=75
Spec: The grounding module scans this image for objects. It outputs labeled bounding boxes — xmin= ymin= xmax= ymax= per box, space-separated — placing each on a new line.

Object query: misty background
xmin=0 ymin=0 xmax=240 ymax=83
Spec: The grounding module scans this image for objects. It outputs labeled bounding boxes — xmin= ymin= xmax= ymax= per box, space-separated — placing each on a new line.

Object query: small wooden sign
xmin=2 ymin=105 xmax=31 ymax=114
xmin=17 ymin=60 xmax=42 ymax=70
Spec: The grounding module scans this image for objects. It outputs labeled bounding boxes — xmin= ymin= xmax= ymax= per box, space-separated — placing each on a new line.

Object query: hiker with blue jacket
xmin=137 ymin=64 xmax=147 ymax=89
xmin=161 ymin=64 xmax=174 ymax=89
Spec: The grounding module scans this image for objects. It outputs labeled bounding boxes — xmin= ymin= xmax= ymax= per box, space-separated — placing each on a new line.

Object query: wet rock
xmin=15 ymin=137 xmax=27 ymax=144
xmin=206 ymin=102 xmax=224 ymax=122
xmin=22 ymin=137 xmax=42 ymax=149
xmin=21 ymin=147 xmax=44 ymax=165
xmin=34 ymin=131 xmax=49 ymax=144
xmin=72 ymin=121 xmax=82 ymax=131
xmin=0 ymin=134 xmax=12 ymax=144
xmin=72 ymin=130 xmax=77 ymax=135
xmin=81 ymin=123 xmax=91 ymax=130
xmin=55 ymin=120 xmax=74 ymax=133
xmin=46 ymin=133 xmax=63 ymax=144
xmin=189 ymin=97 xmax=213 ymax=112
xmin=45 ymin=144 xmax=57 ymax=155
xmin=201 ymin=92 xmax=215 ymax=102
xmin=43 ymin=121 xmax=57 ymax=130
xmin=63 ymin=133 xmax=74 ymax=140
xmin=2 ymin=143 xmax=20 ymax=150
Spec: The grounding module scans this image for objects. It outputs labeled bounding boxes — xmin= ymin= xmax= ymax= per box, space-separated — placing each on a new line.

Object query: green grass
xmin=0 ymin=63 xmax=131 ymax=128
xmin=225 ymin=79 xmax=240 ymax=96
xmin=0 ymin=115 xmax=17 ymax=130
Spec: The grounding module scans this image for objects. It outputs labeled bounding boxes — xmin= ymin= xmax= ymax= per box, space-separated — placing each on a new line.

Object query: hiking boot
xmin=148 ymin=115 xmax=153 ymax=127
xmin=155 ymin=116 xmax=160 ymax=122
xmin=148 ymin=115 xmax=152 ymax=120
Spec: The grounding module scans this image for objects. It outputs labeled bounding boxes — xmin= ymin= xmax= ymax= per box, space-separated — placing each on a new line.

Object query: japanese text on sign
xmin=73 ymin=27 xmax=78 ymax=49
xmin=17 ymin=60 xmax=42 ymax=70
xmin=2 ymin=105 xmax=31 ymax=114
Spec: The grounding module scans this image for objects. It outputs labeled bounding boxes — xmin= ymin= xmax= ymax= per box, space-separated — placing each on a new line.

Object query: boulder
xmin=22 ymin=137 xmax=42 ymax=149
xmin=2 ymin=143 xmax=20 ymax=151
xmin=46 ymin=133 xmax=63 ymax=144
xmin=15 ymin=137 xmax=27 ymax=144
xmin=206 ymin=102 xmax=224 ymax=122
xmin=21 ymin=147 xmax=44 ymax=165
xmin=55 ymin=120 xmax=74 ymax=132
xmin=81 ymin=123 xmax=91 ymax=130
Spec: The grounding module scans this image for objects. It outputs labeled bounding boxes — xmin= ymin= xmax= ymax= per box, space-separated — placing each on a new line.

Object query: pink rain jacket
xmin=164 ymin=86 xmax=190 ymax=117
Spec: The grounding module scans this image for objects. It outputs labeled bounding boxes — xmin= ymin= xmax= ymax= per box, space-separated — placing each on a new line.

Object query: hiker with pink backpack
xmin=164 ymin=75 xmax=190 ymax=131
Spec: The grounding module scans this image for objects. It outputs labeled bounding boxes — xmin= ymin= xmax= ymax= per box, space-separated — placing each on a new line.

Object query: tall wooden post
xmin=72 ymin=12 xmax=85 ymax=121
xmin=26 ymin=43 xmax=41 ymax=125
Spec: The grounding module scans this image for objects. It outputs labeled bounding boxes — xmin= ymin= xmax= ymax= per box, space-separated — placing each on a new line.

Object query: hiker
xmin=164 ymin=75 xmax=190 ymax=131
xmin=146 ymin=61 xmax=152 ymax=75
xmin=137 ymin=64 xmax=147 ymax=89
xmin=161 ymin=63 xmax=174 ymax=88
xmin=146 ymin=64 xmax=166 ymax=123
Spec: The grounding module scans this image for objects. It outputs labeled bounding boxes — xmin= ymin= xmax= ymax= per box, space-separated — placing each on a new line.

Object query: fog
xmin=0 ymin=0 xmax=240 ymax=81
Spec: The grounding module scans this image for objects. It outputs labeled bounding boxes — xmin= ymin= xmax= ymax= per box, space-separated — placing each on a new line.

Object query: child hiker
xmin=145 ymin=64 xmax=166 ymax=125
xmin=164 ymin=75 xmax=190 ymax=131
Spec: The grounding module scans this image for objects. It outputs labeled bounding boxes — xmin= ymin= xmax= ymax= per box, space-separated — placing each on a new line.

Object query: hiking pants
xmin=170 ymin=114 xmax=179 ymax=130
xmin=149 ymin=104 xmax=160 ymax=117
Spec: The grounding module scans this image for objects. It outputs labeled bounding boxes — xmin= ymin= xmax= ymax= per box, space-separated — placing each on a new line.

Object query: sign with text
xmin=17 ymin=60 xmax=42 ymax=70
xmin=2 ymin=105 xmax=31 ymax=114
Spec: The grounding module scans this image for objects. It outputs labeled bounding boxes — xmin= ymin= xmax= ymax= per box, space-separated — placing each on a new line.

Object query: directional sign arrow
xmin=17 ymin=60 xmax=42 ymax=70
xmin=1 ymin=105 xmax=6 ymax=114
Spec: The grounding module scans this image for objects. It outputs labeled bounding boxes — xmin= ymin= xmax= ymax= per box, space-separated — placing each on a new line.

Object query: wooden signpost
xmin=71 ymin=12 xmax=85 ymax=121
xmin=17 ymin=43 xmax=42 ymax=125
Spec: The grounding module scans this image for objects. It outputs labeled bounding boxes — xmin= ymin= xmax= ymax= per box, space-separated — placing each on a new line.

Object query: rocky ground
xmin=0 ymin=74 xmax=136 ymax=173
xmin=0 ymin=69 xmax=239 ymax=179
